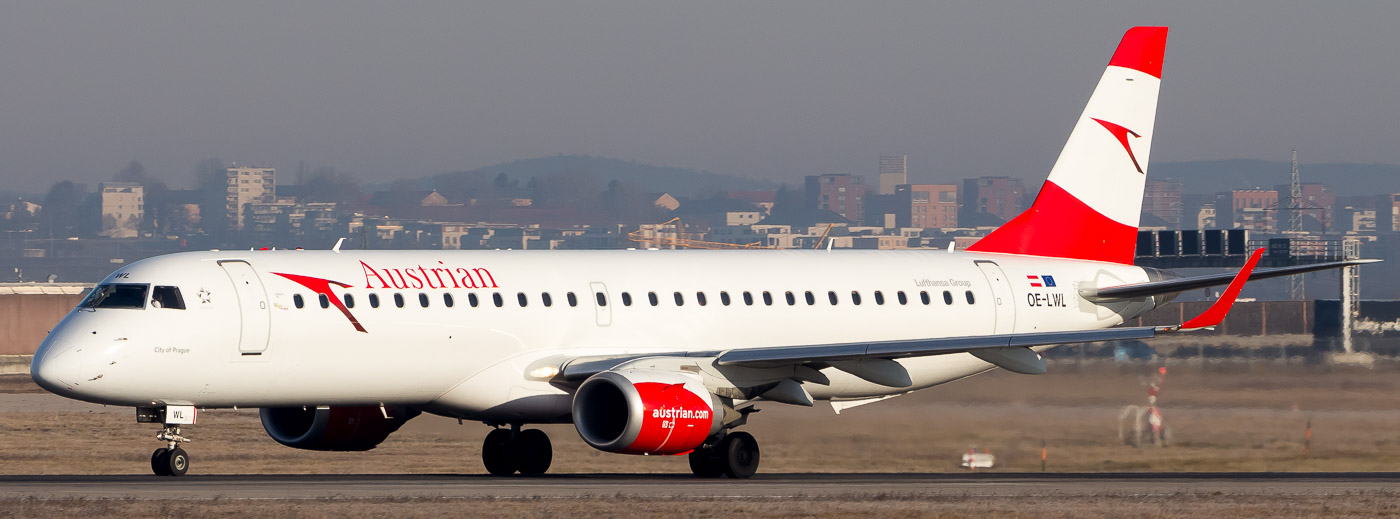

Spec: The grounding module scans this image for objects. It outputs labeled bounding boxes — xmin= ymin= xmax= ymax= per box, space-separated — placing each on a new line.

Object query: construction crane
xmin=812 ymin=223 xmax=835 ymax=249
xmin=627 ymin=217 xmax=769 ymax=250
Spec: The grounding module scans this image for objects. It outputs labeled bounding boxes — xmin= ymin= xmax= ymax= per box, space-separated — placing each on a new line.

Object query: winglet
xmin=1177 ymin=248 xmax=1264 ymax=330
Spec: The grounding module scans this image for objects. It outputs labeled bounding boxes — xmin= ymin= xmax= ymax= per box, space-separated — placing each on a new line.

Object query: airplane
xmin=30 ymin=26 xmax=1374 ymax=478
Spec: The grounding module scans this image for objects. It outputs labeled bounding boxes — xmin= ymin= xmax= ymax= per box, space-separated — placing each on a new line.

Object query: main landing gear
xmin=688 ymin=431 xmax=760 ymax=479
xmin=151 ymin=425 xmax=192 ymax=477
xmin=481 ymin=424 xmax=553 ymax=476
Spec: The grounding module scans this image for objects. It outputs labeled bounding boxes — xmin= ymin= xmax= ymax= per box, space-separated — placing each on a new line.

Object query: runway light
xmin=529 ymin=366 xmax=559 ymax=379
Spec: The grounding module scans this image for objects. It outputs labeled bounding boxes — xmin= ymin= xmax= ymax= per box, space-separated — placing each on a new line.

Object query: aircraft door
xmin=220 ymin=260 xmax=272 ymax=354
xmin=974 ymin=260 xmax=1016 ymax=334
xmin=589 ymin=281 xmax=612 ymax=326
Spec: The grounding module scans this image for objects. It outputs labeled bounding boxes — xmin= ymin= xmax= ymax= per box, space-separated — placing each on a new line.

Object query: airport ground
xmin=3 ymin=360 xmax=1400 ymax=517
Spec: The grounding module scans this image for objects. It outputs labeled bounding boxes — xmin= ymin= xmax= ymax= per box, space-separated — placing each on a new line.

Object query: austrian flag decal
xmin=1027 ymin=275 xmax=1056 ymax=288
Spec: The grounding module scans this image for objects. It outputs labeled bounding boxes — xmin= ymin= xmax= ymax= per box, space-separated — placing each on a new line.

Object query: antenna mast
xmin=1288 ymin=149 xmax=1305 ymax=300
xmin=1289 ymin=149 xmax=1302 ymax=232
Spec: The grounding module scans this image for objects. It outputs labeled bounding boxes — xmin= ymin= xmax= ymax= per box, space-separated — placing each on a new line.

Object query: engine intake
xmin=572 ymin=369 xmax=722 ymax=455
xmin=260 ymin=406 xmax=420 ymax=451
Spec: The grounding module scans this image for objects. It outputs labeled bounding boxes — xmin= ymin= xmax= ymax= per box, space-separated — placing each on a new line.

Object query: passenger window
xmin=696 ymin=292 xmax=707 ymax=306
xmin=621 ymin=292 xmax=632 ymax=306
xmin=493 ymin=293 xmax=504 ymax=307
xmin=965 ymin=291 xmax=976 ymax=304
xmin=319 ymin=294 xmax=330 ymax=309
xmin=369 ymin=293 xmax=380 ymax=308
xmin=828 ymin=291 xmax=838 ymax=305
xmin=785 ymin=292 xmax=795 ymax=305
xmin=763 ymin=291 xmax=773 ymax=306
xmin=804 ymin=291 xmax=815 ymax=305
xmin=920 ymin=291 xmax=930 ymax=305
xmin=743 ymin=292 xmax=754 ymax=305
xmin=517 ymin=292 xmax=528 ymax=307
xmin=542 ymin=293 xmax=553 ymax=307
xmin=443 ymin=293 xmax=454 ymax=307
xmin=673 ymin=292 xmax=684 ymax=306
xmin=874 ymin=291 xmax=885 ymax=305
xmin=595 ymin=292 xmax=608 ymax=307
xmin=850 ymin=291 xmax=861 ymax=305
xmin=419 ymin=293 xmax=430 ymax=307
xmin=151 ymin=286 xmax=185 ymax=310
xmin=344 ymin=294 xmax=355 ymax=309
xmin=468 ymin=293 xmax=479 ymax=307
xmin=394 ymin=293 xmax=405 ymax=308
xmin=943 ymin=291 xmax=953 ymax=305
xmin=897 ymin=291 xmax=908 ymax=305
xmin=567 ymin=292 xmax=578 ymax=307
xmin=720 ymin=292 xmax=731 ymax=306
xmin=293 ymin=294 xmax=305 ymax=309
xmin=648 ymin=292 xmax=659 ymax=306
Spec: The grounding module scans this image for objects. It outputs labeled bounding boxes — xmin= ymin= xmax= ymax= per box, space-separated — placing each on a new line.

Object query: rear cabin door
xmin=220 ymin=260 xmax=271 ymax=354
xmin=589 ymin=281 xmax=612 ymax=326
xmin=974 ymin=260 xmax=1017 ymax=334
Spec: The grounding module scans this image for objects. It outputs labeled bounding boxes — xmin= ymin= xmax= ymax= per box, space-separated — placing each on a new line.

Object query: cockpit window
xmin=151 ymin=286 xmax=185 ymax=310
xmin=81 ymin=284 xmax=148 ymax=310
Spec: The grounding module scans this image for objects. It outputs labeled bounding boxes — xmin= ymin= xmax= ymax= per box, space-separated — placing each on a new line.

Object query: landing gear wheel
xmin=165 ymin=447 xmax=190 ymax=477
xmin=482 ymin=428 xmax=518 ymax=476
xmin=151 ymin=448 xmax=171 ymax=476
xmin=514 ymin=429 xmax=553 ymax=476
xmin=719 ymin=432 xmax=760 ymax=479
xmin=688 ymin=447 xmax=724 ymax=478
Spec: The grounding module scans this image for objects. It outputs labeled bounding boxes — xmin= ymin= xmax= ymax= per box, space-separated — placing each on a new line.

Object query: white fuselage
xmin=31 ymin=249 xmax=1154 ymax=422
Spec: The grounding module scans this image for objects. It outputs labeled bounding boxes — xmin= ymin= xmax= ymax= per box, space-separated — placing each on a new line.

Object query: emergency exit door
xmin=974 ymin=260 xmax=1017 ymax=334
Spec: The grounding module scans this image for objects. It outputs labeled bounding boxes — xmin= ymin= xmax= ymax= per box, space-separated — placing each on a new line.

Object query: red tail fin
xmin=967 ymin=27 xmax=1167 ymax=265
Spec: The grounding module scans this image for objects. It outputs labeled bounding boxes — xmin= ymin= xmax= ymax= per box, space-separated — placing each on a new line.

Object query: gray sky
xmin=1 ymin=1 xmax=1397 ymax=193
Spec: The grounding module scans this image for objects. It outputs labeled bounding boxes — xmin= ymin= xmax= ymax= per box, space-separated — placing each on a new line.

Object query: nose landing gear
xmin=138 ymin=405 xmax=197 ymax=476
xmin=150 ymin=425 xmax=192 ymax=476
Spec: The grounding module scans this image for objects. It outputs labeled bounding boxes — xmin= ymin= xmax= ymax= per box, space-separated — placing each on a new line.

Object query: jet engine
xmin=259 ymin=405 xmax=420 ymax=451
xmin=572 ymin=369 xmax=723 ymax=455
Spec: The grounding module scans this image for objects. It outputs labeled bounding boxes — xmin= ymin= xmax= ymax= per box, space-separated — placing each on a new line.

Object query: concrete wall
xmin=0 ymin=295 xmax=81 ymax=355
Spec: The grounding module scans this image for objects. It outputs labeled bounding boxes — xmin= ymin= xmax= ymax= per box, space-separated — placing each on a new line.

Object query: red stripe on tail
xmin=966 ymin=180 xmax=1138 ymax=264
xmin=1107 ymin=26 xmax=1168 ymax=79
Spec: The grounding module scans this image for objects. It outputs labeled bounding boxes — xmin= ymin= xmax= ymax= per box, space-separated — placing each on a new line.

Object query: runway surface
xmin=2 ymin=473 xmax=1399 ymax=499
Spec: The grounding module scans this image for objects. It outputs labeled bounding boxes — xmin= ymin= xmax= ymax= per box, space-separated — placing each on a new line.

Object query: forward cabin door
xmin=220 ymin=260 xmax=272 ymax=355
xmin=974 ymin=260 xmax=1016 ymax=334
xmin=589 ymin=281 xmax=612 ymax=326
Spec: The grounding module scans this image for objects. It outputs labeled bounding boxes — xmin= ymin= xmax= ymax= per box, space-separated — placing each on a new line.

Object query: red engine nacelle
xmin=260 ymin=406 xmax=420 ymax=451
xmin=572 ymin=369 xmax=723 ymax=455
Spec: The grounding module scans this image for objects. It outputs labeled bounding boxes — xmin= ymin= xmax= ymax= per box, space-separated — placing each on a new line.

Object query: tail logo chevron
xmin=1091 ymin=118 xmax=1144 ymax=173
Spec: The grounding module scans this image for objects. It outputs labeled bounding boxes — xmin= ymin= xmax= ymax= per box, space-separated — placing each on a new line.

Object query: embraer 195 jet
xmin=31 ymin=27 xmax=1372 ymax=478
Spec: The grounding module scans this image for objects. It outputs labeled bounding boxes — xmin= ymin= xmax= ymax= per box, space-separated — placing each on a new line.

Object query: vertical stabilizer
xmin=968 ymin=27 xmax=1168 ymax=264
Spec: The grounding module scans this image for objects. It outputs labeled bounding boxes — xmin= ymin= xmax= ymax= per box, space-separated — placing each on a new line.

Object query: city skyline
xmin=2 ymin=3 xmax=1399 ymax=193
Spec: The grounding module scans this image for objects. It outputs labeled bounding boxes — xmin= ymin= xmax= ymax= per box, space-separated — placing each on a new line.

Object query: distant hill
xmin=1152 ymin=160 xmax=1400 ymax=196
xmin=418 ymin=155 xmax=776 ymax=197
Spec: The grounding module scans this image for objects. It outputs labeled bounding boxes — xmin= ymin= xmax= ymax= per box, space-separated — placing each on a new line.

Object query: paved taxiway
xmin=2 ymin=473 xmax=1397 ymax=500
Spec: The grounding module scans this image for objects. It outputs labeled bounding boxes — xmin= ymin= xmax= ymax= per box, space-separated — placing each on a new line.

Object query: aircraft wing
xmin=1081 ymin=258 xmax=1378 ymax=300
xmin=556 ymin=249 xmax=1269 ymax=388
xmin=558 ymin=326 xmax=1159 ymax=383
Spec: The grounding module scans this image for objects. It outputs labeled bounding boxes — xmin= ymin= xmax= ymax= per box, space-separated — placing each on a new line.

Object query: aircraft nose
xmin=31 ymin=341 xmax=84 ymax=396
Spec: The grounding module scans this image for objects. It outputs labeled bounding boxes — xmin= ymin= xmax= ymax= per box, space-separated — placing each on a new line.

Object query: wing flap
xmin=714 ymin=327 xmax=1157 ymax=366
